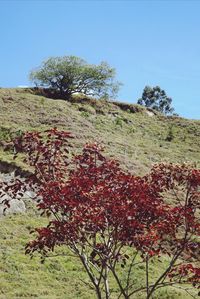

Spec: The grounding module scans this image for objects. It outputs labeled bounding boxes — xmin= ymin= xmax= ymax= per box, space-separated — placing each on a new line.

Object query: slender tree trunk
xmin=104 ymin=265 xmax=110 ymax=299
xmin=79 ymin=254 xmax=103 ymax=299
xmin=146 ymin=255 xmax=149 ymax=298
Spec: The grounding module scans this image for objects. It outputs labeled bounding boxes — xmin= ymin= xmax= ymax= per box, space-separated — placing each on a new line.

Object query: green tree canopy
xmin=137 ymin=86 xmax=174 ymax=115
xmin=30 ymin=56 xmax=121 ymax=99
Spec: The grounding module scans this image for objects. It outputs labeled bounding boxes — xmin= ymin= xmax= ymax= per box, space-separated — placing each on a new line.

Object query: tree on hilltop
xmin=137 ymin=86 xmax=174 ymax=115
xmin=30 ymin=56 xmax=121 ymax=100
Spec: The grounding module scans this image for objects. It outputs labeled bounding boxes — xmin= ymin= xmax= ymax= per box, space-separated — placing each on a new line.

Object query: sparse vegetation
xmin=0 ymin=88 xmax=200 ymax=174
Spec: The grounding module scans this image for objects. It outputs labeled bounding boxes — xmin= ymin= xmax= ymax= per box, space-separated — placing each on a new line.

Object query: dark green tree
xmin=30 ymin=56 xmax=121 ymax=100
xmin=137 ymin=86 xmax=174 ymax=115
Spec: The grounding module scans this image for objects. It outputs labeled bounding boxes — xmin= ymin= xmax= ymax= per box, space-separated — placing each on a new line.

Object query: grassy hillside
xmin=0 ymin=88 xmax=200 ymax=298
xmin=0 ymin=210 xmax=193 ymax=299
xmin=1 ymin=88 xmax=200 ymax=174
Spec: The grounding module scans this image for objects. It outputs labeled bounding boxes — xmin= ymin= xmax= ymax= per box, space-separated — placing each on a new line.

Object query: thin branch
xmin=125 ymin=250 xmax=138 ymax=296
xmin=146 ymin=254 xmax=149 ymax=297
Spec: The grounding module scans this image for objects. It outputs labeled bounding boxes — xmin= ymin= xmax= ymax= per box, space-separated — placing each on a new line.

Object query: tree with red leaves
xmin=1 ymin=128 xmax=200 ymax=299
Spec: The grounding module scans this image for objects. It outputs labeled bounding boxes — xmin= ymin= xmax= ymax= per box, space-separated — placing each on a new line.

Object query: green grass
xmin=0 ymin=211 xmax=96 ymax=299
xmin=0 ymin=88 xmax=200 ymax=298
xmin=0 ymin=211 xmax=195 ymax=299
xmin=1 ymin=88 xmax=200 ymax=175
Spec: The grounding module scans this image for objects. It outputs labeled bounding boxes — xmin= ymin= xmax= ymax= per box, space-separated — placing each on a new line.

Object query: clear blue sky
xmin=0 ymin=0 xmax=200 ymax=119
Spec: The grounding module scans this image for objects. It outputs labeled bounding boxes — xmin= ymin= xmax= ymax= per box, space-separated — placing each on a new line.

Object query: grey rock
xmin=0 ymin=195 xmax=26 ymax=216
xmin=0 ymin=172 xmax=27 ymax=216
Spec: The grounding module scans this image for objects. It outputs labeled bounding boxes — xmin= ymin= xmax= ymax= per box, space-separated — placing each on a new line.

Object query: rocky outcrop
xmin=0 ymin=171 xmax=35 ymax=216
xmin=0 ymin=196 xmax=26 ymax=216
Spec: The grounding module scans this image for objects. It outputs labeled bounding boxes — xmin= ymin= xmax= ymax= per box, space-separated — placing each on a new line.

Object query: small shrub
xmin=0 ymin=127 xmax=11 ymax=142
xmin=165 ymin=125 xmax=174 ymax=142
xmin=80 ymin=111 xmax=90 ymax=118
xmin=127 ymin=127 xmax=135 ymax=134
xmin=114 ymin=117 xmax=123 ymax=127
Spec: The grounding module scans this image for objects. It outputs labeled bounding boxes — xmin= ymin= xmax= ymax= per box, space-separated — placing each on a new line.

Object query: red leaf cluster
xmin=2 ymin=128 xmax=200 ymax=297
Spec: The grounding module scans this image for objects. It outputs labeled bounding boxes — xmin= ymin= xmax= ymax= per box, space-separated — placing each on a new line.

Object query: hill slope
xmin=0 ymin=88 xmax=200 ymax=299
xmin=1 ymin=88 xmax=200 ymax=174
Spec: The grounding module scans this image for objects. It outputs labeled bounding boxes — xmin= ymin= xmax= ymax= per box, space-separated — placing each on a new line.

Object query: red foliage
xmin=2 ymin=128 xmax=200 ymax=298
